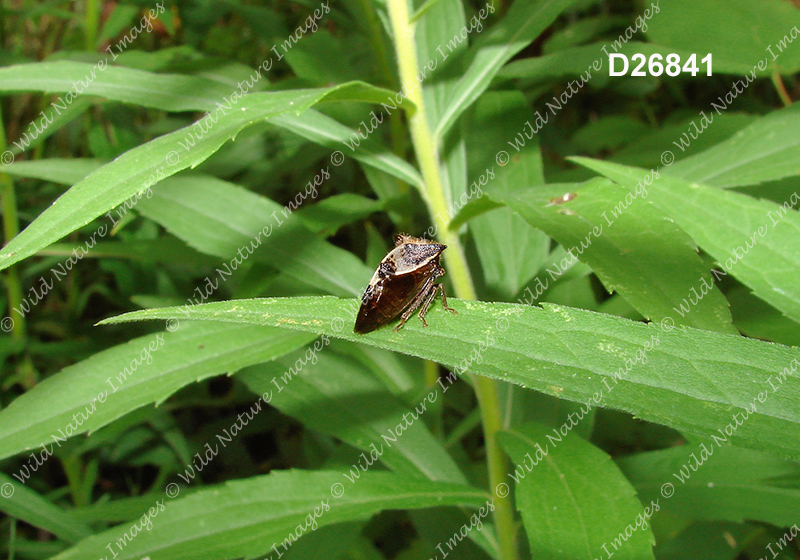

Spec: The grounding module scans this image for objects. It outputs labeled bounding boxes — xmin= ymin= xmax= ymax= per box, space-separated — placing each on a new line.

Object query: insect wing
xmin=354 ymin=269 xmax=430 ymax=333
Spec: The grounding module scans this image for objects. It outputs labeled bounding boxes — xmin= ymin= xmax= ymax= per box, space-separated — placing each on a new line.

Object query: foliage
xmin=1 ymin=1 xmax=799 ymax=559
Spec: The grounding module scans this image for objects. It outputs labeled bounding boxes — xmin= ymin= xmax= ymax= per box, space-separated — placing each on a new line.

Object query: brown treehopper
xmin=354 ymin=235 xmax=458 ymax=334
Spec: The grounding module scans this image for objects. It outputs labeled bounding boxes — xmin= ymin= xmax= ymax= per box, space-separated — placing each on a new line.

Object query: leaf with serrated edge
xmin=0 ymin=322 xmax=315 ymax=462
xmin=100 ymin=297 xmax=800 ymax=460
xmin=496 ymin=178 xmax=736 ymax=333
xmin=572 ymin=157 xmax=800 ymax=325
xmin=0 ymin=82 xmax=407 ymax=272
xmin=500 ymin=422 xmax=655 ymax=560
xmin=50 ymin=471 xmax=488 ymax=560
xmin=618 ymin=445 xmax=800 ymax=527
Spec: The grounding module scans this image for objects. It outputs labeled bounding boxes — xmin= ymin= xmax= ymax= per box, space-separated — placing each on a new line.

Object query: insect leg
xmin=393 ymin=279 xmax=435 ymax=332
xmin=438 ymin=284 xmax=458 ymax=315
xmin=417 ymin=284 xmax=440 ymax=327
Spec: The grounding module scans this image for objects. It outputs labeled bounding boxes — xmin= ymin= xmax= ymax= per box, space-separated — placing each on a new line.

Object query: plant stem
xmin=771 ymin=72 xmax=793 ymax=107
xmin=84 ymin=0 xmax=100 ymax=51
xmin=1 ymin=108 xmax=25 ymax=342
xmin=384 ymin=2 xmax=517 ymax=560
xmin=356 ymin=0 xmax=406 ymax=159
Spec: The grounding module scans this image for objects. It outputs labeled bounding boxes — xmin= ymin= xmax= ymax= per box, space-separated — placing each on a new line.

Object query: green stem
xmin=771 ymin=72 xmax=793 ymax=107
xmin=8 ymin=518 xmax=16 ymax=560
xmin=384 ymin=2 xmax=517 ymax=560
xmin=61 ymin=455 xmax=87 ymax=507
xmin=84 ymin=0 xmax=99 ymax=51
xmin=1 ymin=108 xmax=25 ymax=342
xmin=356 ymin=0 xmax=406 ymax=159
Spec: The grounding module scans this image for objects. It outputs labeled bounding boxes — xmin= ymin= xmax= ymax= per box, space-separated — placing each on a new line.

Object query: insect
xmin=354 ymin=234 xmax=458 ymax=334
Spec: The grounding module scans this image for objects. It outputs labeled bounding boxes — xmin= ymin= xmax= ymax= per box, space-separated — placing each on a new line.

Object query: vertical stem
xmin=8 ymin=518 xmax=16 ymax=560
xmin=1 ymin=108 xmax=25 ymax=342
xmin=384 ymin=2 xmax=517 ymax=560
xmin=771 ymin=72 xmax=793 ymax=107
xmin=356 ymin=0 xmax=407 ymax=159
xmin=84 ymin=0 xmax=99 ymax=51
xmin=2 ymin=102 xmax=37 ymax=391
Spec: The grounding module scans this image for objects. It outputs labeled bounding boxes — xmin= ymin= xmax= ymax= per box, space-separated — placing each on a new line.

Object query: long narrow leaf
xmin=0 ymin=473 xmax=92 ymax=543
xmin=51 ymin=470 xmax=488 ymax=560
xmin=270 ymin=110 xmax=424 ymax=189
xmin=0 ymin=82 xmax=406 ymax=272
xmin=0 ymin=322 xmax=315 ymax=462
xmin=435 ymin=0 xmax=577 ymax=138
xmin=573 ymin=158 xmax=800 ymax=325
xmin=100 ymin=297 xmax=800 ymax=460
xmin=499 ymin=422 xmax=655 ymax=560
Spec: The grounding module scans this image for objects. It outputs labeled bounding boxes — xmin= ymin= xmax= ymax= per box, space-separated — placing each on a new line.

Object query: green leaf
xmin=0 ymin=81 xmax=408 ymax=272
xmin=655 ymin=521 xmax=754 ymax=560
xmin=282 ymin=30 xmax=362 ymax=85
xmin=572 ymin=157 xmax=800 ymax=325
xmin=449 ymin=196 xmax=503 ymax=230
xmin=611 ymin=113 xmax=757 ymax=169
xmin=663 ymin=104 xmax=800 ymax=188
xmin=645 ymin=0 xmax=800 ymax=75
xmin=499 ymin=422 xmax=655 ymax=560
xmin=5 ymin=160 xmax=373 ymax=296
xmin=617 ymin=445 xmax=800 ymax=527
xmin=435 ymin=0 xmax=578 ymax=138
xmin=38 ymin=238 xmax=221 ymax=267
xmin=295 ymin=193 xmax=384 ymax=234
xmin=728 ymin=286 xmax=800 ymax=347
xmin=270 ymin=110 xmax=424 ymax=189
xmin=51 ymin=471 xmax=489 ymax=560
xmin=5 ymin=158 xmax=104 ymax=184
xmin=541 ymin=15 xmax=630 ymax=54
xmin=237 ymin=349 xmax=468 ymax=483
xmin=242 ymin=346 xmax=501 ymax=559
xmin=465 ymin=92 xmax=550 ymax=300
xmin=571 ymin=116 xmax=651 ymax=154
xmin=101 ymin=296 xmax=800 ymax=460
xmin=8 ymin=97 xmax=93 ymax=156
xmin=471 ymin=207 xmax=550 ymax=301
xmin=97 ymin=4 xmax=139 ymax=45
xmin=0 ymin=61 xmax=231 ymax=112
xmin=0 ymin=322 xmax=315 ymax=462
xmin=414 ymin=0 xmax=466 ymax=126
xmin=0 ymin=472 xmax=92 ymax=543
xmin=136 ymin=175 xmax=373 ymax=297
xmin=495 ymin=178 xmax=736 ymax=332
